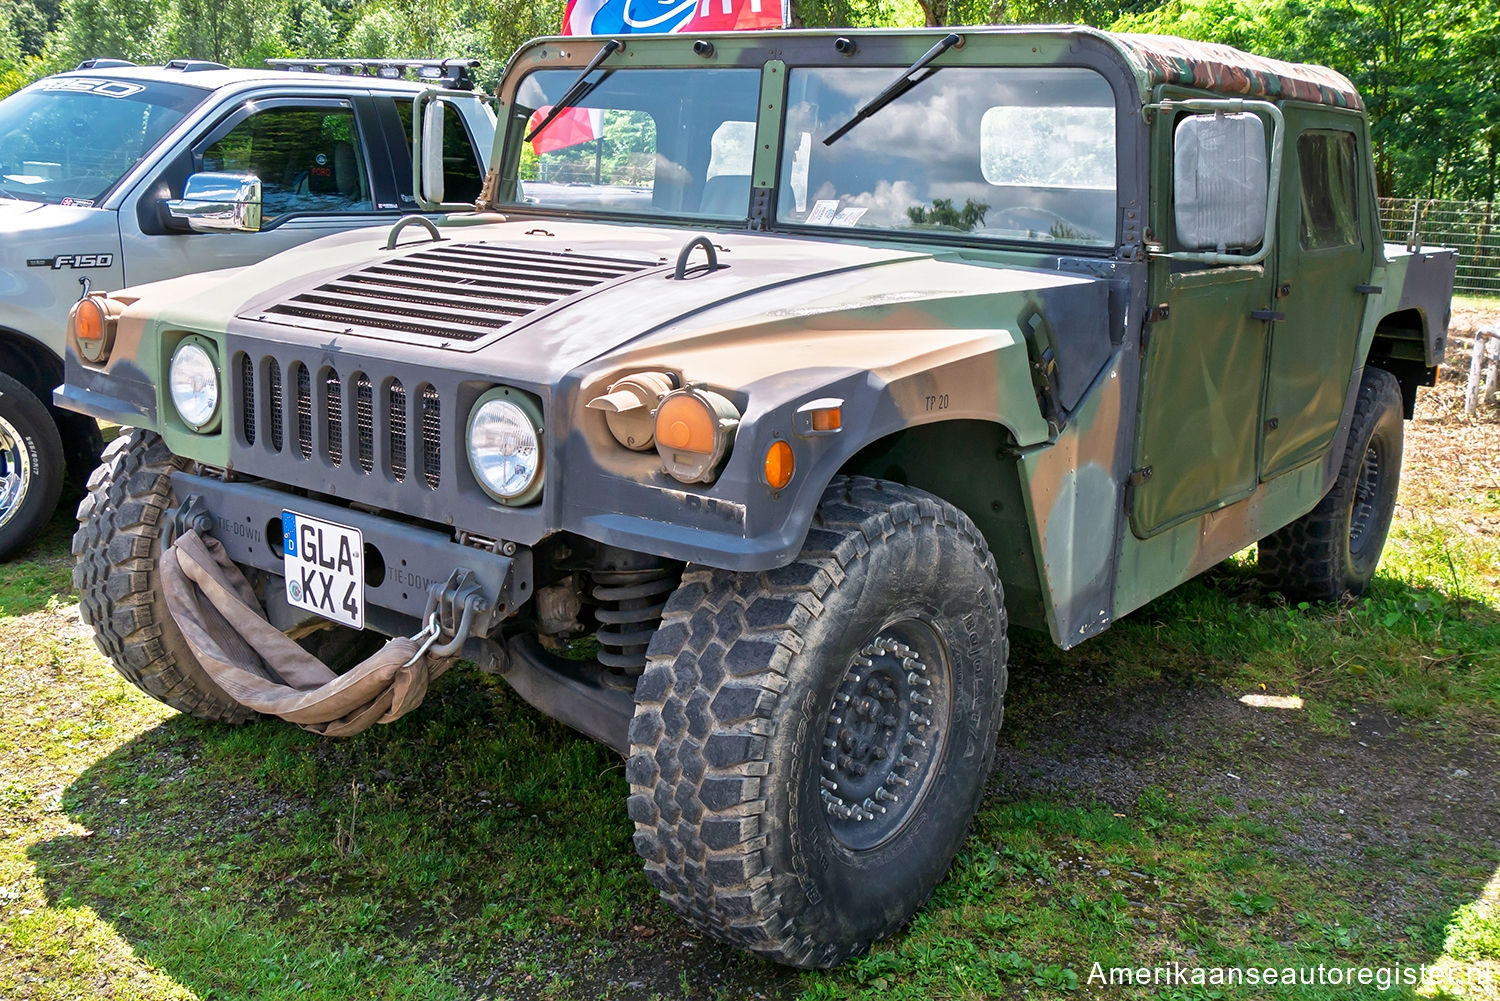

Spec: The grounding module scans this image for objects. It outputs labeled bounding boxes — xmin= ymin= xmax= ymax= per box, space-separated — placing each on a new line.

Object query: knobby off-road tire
xmin=1259 ymin=367 xmax=1404 ymax=603
xmin=72 ymin=430 xmax=255 ymax=723
xmin=0 ymin=371 xmax=65 ymax=562
xmin=627 ymin=476 xmax=1008 ymax=968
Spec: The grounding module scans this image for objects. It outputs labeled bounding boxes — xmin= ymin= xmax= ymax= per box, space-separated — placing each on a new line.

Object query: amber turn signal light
xmin=764 ymin=440 xmax=794 ymax=489
xmin=70 ymin=296 xmax=119 ymax=364
xmin=654 ymin=386 xmax=740 ymax=484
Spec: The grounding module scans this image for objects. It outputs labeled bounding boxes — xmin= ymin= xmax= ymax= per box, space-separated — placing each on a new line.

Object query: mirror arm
xmin=1146 ymin=98 xmax=1285 ymax=265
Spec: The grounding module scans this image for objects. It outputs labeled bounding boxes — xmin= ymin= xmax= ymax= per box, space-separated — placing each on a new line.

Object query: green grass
xmin=1 ymin=396 xmax=1497 ymax=999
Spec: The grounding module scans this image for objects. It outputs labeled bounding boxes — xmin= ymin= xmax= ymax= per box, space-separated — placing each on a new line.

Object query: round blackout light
xmin=168 ymin=338 xmax=220 ymax=431
xmin=467 ymin=388 xmax=543 ymax=505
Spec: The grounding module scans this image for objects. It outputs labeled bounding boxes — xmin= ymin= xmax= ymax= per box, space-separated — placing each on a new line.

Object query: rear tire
xmin=0 ymin=371 xmax=65 ymax=562
xmin=626 ymin=476 xmax=1008 ymax=967
xmin=72 ymin=430 xmax=255 ymax=723
xmin=1259 ymin=367 xmax=1404 ymax=602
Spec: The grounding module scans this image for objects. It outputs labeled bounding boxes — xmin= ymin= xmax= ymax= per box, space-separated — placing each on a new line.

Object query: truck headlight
xmin=467 ymin=387 xmax=543 ymax=504
xmin=168 ymin=337 xmax=220 ymax=431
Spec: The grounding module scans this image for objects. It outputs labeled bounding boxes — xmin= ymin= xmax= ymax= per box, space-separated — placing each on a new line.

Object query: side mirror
xmin=420 ymin=99 xmax=446 ymax=206
xmin=167 ymin=172 xmax=262 ymax=233
xmin=1174 ymin=112 xmax=1268 ymax=254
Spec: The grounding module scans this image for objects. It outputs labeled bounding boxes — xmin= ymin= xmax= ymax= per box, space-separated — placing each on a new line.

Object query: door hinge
xmin=1129 ymin=466 xmax=1153 ymax=486
xmin=1264 ymin=417 xmax=1279 ymax=432
xmin=1275 ymin=282 xmax=1292 ymax=299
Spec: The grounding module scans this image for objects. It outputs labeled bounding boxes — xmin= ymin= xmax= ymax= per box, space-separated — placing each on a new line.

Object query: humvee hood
xmin=218 ymin=218 xmax=1101 ymax=388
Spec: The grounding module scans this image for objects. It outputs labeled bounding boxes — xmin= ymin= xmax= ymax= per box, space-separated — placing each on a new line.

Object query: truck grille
xmin=251 ymin=243 xmax=657 ymax=345
xmin=236 ymin=354 xmax=446 ymax=490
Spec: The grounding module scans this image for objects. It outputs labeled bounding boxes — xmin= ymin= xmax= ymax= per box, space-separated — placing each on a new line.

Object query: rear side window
xmin=395 ymin=100 xmax=486 ymax=204
xmin=1297 ymin=130 xmax=1360 ymax=250
xmin=203 ymin=105 xmax=371 ymax=218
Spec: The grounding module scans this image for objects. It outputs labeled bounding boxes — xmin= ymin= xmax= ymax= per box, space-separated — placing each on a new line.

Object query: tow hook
xmin=404 ymin=568 xmax=491 ymax=666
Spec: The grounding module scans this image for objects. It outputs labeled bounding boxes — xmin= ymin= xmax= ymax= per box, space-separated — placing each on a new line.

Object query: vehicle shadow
xmin=27 ymin=673 xmax=800 ymax=1001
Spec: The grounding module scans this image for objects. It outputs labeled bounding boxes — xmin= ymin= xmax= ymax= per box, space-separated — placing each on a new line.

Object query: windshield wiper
xmin=822 ymin=33 xmax=963 ymax=147
xmin=524 ymin=38 xmax=623 ymax=144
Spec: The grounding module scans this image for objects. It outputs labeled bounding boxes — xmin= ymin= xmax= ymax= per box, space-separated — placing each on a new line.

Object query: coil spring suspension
xmin=592 ymin=564 xmax=680 ymax=673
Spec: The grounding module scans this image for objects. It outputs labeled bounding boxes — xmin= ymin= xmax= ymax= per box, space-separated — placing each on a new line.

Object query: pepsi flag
xmin=528 ymin=0 xmax=783 ymax=154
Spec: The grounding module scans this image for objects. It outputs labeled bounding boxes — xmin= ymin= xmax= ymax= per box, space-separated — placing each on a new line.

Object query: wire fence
xmin=1378 ymin=197 xmax=1500 ymax=297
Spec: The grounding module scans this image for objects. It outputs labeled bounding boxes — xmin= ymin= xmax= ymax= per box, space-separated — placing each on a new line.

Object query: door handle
xmin=1250 ymin=309 xmax=1285 ymax=322
xmin=1355 ymin=284 xmax=1383 ymax=294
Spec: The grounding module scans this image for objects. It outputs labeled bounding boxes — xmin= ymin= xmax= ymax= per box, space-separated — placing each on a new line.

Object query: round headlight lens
xmin=468 ymin=393 xmax=542 ymax=502
xmin=169 ymin=340 xmax=219 ymax=430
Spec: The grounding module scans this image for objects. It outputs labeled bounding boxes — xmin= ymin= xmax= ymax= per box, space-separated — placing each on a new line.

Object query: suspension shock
xmin=591 ymin=555 xmax=681 ymax=673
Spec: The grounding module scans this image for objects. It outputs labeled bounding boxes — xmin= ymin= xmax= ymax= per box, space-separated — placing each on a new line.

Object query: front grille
xmin=389 ymin=380 xmax=407 ymax=482
xmin=239 ymin=355 xmax=255 ymax=445
xmin=325 ymin=368 xmax=343 ymax=467
xmin=268 ymin=360 xmax=283 ymax=452
xmin=253 ymin=243 xmax=656 ymax=345
xmin=355 ymin=374 xmax=373 ymax=473
xmin=294 ymin=363 xmax=312 ymax=460
xmin=236 ymin=356 xmax=450 ymax=490
xmin=421 ymin=386 xmax=441 ymax=489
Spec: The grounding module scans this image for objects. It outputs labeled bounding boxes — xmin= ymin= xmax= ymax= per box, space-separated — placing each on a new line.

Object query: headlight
xmin=467 ymin=387 xmax=543 ymax=504
xmin=168 ymin=338 xmax=220 ymax=431
xmin=654 ymin=386 xmax=739 ymax=484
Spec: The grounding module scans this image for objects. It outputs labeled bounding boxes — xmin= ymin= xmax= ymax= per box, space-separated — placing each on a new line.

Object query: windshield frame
xmin=0 ymin=75 xmax=210 ymax=207
xmin=493 ymin=30 xmax=1145 ymax=257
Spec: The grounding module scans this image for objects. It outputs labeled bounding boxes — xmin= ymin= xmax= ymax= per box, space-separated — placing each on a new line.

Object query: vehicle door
xmin=1130 ymin=101 xmax=1278 ymax=538
xmin=1258 ymin=108 xmax=1374 ymax=478
xmin=118 ymin=93 xmax=403 ymax=287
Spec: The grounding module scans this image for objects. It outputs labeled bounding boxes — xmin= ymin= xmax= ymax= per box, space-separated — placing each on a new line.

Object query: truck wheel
xmin=0 ymin=371 xmax=65 ymax=561
xmin=1259 ymin=367 xmax=1403 ymax=603
xmin=72 ymin=430 xmax=255 ymax=723
xmin=627 ymin=476 xmax=1008 ymax=968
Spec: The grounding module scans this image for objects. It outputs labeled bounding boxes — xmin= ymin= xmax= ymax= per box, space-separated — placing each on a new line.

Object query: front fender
xmin=559 ymin=327 xmax=1048 ymax=571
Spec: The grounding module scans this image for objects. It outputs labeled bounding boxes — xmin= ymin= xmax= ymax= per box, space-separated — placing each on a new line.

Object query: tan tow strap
xmin=161 ymin=530 xmax=454 ymax=737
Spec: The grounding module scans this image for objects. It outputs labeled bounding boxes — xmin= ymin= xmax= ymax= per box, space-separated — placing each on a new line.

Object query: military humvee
xmin=59 ymin=26 xmax=1455 ymax=967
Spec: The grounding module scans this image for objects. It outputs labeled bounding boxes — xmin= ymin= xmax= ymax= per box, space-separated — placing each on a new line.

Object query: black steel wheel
xmin=627 ymin=476 xmax=1008 ymax=968
xmin=1259 ymin=367 xmax=1404 ymax=602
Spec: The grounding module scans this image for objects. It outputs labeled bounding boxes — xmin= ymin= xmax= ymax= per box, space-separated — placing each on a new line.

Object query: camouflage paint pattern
xmin=58 ymin=27 xmax=1455 ymax=652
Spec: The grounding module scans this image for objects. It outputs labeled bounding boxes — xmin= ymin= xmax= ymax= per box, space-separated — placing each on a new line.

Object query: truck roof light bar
xmin=264 ymin=58 xmax=481 ymax=90
xmin=75 ymin=58 xmax=137 ymax=70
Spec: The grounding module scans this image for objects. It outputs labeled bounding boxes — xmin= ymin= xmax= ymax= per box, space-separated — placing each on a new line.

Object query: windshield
xmin=779 ymin=66 xmax=1118 ymax=247
xmin=0 ymin=77 xmax=206 ymax=205
xmin=509 ymin=68 xmax=761 ymax=219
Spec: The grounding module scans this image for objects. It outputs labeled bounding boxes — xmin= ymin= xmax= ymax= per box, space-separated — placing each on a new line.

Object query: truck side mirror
xmin=420 ymin=99 xmax=446 ymax=206
xmin=1174 ymin=112 xmax=1268 ymax=254
xmin=167 ymin=172 xmax=262 ymax=233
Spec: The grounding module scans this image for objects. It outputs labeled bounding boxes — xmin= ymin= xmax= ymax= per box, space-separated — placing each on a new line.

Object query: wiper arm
xmin=524 ymin=38 xmax=623 ymax=144
xmin=823 ymin=33 xmax=962 ymax=147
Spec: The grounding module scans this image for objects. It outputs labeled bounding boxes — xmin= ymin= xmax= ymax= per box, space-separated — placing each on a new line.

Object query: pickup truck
xmin=0 ymin=56 xmax=494 ymax=557
xmin=60 ymin=27 xmax=1455 ymax=967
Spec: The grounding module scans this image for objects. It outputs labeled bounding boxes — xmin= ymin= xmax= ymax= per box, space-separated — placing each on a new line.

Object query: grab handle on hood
xmin=384 ymin=214 xmax=445 ymax=251
xmin=672 ymin=235 xmax=723 ymax=280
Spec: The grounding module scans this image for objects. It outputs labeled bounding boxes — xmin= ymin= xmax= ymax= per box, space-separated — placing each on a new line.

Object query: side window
xmin=1297 ymin=130 xmax=1360 ymax=251
xmin=395 ymin=100 xmax=486 ymax=204
xmin=202 ymin=105 xmax=371 ymax=219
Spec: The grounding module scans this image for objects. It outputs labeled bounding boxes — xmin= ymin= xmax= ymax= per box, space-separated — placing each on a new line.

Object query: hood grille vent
xmin=253 ymin=243 xmax=658 ymax=344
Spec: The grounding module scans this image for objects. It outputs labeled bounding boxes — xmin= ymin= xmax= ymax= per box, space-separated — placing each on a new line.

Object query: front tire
xmin=72 ymin=430 xmax=255 ymax=723
xmin=1259 ymin=367 xmax=1404 ymax=602
xmin=0 ymin=371 xmax=65 ymax=561
xmin=626 ymin=477 xmax=1008 ymax=967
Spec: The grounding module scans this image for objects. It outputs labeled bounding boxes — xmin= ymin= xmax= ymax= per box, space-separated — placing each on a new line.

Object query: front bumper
xmin=170 ymin=471 xmax=532 ymax=632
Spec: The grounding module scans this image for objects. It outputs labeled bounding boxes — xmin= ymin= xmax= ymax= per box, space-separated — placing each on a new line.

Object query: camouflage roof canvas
xmin=1106 ymin=31 xmax=1363 ymax=110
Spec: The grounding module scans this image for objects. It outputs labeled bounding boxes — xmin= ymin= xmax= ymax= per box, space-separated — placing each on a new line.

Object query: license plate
xmin=281 ymin=510 xmax=365 ymax=629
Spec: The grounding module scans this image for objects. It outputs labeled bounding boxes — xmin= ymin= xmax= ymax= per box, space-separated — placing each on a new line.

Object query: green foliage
xmin=907 ymin=196 xmax=990 ymax=230
xmin=1114 ymin=0 xmax=1500 ymax=200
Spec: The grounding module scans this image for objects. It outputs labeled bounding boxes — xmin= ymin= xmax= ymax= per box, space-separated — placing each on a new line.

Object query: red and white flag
xmin=529 ymin=0 xmax=783 ymax=154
